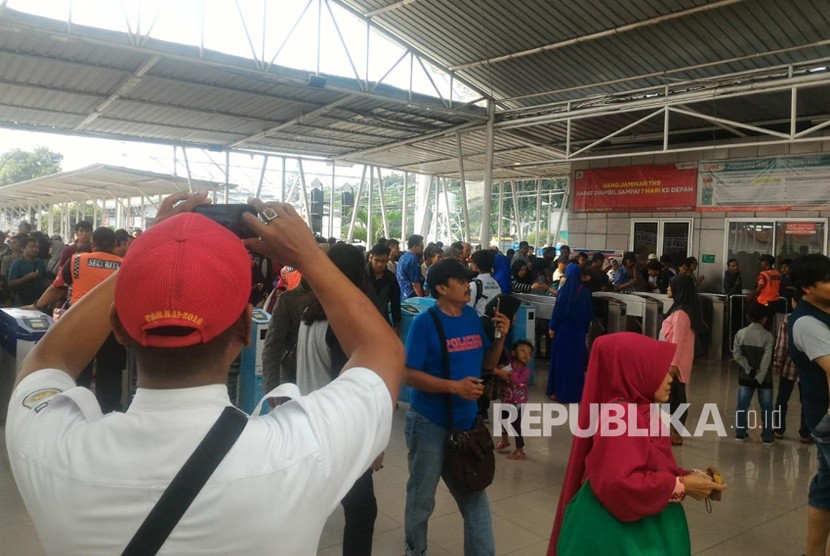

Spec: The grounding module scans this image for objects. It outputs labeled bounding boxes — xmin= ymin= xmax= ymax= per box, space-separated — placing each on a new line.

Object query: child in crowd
xmin=773 ymin=295 xmax=811 ymax=442
xmin=495 ymin=340 xmax=532 ymax=460
xmin=732 ymin=302 xmax=775 ymax=444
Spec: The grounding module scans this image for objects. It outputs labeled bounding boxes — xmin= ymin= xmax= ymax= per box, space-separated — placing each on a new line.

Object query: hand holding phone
xmin=194 ymin=204 xmax=258 ymax=238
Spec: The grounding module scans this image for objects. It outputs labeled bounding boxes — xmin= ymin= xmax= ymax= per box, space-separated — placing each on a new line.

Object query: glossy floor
xmin=1 ymin=359 xmax=813 ymax=555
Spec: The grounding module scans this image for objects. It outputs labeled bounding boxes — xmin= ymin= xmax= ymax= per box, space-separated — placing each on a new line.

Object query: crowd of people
xmin=5 ymin=195 xmax=830 ymax=555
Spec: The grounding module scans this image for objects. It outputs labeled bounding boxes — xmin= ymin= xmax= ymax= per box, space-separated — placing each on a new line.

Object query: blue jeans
xmin=404 ymin=409 xmax=495 ymax=556
xmin=736 ymin=383 xmax=774 ymax=441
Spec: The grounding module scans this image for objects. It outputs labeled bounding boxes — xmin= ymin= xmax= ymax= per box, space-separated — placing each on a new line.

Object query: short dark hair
xmin=92 ymin=227 xmax=116 ymax=251
xmin=685 ymin=256 xmax=698 ymax=266
xmin=646 ymin=259 xmax=662 ymax=271
xmin=75 ymin=220 xmax=93 ymax=232
xmin=790 ymin=254 xmax=830 ymax=292
xmin=746 ymin=301 xmax=768 ymax=323
xmin=133 ymin=316 xmax=242 ymax=377
xmin=114 ymin=229 xmax=131 ymax=244
xmin=511 ymin=339 xmax=533 ymax=353
xmin=407 ymin=234 xmax=423 ymax=249
xmin=424 ymin=244 xmax=442 ymax=261
xmin=559 ymin=245 xmax=571 ymax=254
xmin=370 ymin=243 xmax=391 ymax=257
xmin=591 ymin=252 xmax=605 ymax=263
xmin=577 ymin=252 xmax=588 ymax=261
xmin=727 ymin=258 xmax=738 ymax=265
xmin=519 ymin=241 xmax=529 ymax=249
xmin=471 ymin=249 xmax=495 ymax=273
xmin=622 ymin=251 xmax=637 ymax=264
xmin=780 ymin=258 xmax=792 ymax=266
xmin=557 ymin=254 xmax=569 ymax=266
xmin=386 ymin=238 xmax=400 ymax=248
xmin=20 ymin=237 xmax=37 ymax=249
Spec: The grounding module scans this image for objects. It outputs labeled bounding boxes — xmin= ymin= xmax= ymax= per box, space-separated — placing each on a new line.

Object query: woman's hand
xmin=683 ymin=470 xmax=726 ymax=501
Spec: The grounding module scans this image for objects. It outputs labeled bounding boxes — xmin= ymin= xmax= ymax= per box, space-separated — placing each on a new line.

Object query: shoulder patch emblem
xmin=22 ymin=388 xmax=63 ymax=413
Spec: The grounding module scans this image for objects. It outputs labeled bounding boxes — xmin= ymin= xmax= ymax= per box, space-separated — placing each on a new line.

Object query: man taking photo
xmin=6 ymin=192 xmax=403 ymax=555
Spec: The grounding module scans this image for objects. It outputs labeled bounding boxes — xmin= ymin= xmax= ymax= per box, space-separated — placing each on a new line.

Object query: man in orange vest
xmin=754 ymin=254 xmax=782 ymax=330
xmin=31 ymin=228 xmax=124 ymax=411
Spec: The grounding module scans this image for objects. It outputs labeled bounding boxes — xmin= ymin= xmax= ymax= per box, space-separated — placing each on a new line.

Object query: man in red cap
xmin=5 ymin=192 xmax=403 ymax=555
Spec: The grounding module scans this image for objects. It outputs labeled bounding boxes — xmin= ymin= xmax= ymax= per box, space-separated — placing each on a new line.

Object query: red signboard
xmin=574 ymin=164 xmax=697 ymax=212
xmin=784 ymin=222 xmax=817 ymax=235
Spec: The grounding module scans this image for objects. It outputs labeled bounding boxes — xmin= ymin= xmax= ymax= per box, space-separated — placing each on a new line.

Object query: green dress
xmin=557 ymin=480 xmax=691 ymax=555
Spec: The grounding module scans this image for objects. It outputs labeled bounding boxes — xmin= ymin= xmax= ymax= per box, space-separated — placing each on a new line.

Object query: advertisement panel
xmin=698 ymin=155 xmax=830 ymax=211
xmin=574 ymin=164 xmax=697 ymax=213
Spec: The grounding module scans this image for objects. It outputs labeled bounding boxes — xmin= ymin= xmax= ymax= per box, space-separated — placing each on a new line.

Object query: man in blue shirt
xmin=397 ymin=234 xmax=425 ymax=301
xmin=403 ymin=258 xmax=510 ymax=556
xmin=613 ymin=251 xmax=640 ymax=293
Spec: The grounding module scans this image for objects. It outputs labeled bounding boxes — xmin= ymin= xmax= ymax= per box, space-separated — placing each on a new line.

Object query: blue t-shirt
xmin=397 ymin=251 xmax=423 ymax=301
xmin=405 ymin=305 xmax=490 ymax=430
xmin=613 ymin=266 xmax=634 ymax=291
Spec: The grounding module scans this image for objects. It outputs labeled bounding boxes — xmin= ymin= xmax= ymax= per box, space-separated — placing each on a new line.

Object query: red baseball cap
xmin=115 ymin=212 xmax=252 ymax=348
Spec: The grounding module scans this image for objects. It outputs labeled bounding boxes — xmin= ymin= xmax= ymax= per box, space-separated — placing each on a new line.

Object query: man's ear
xmin=109 ymin=303 xmax=131 ymax=346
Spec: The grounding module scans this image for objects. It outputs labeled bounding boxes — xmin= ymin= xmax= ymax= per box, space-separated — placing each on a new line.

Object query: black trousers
xmin=669 ymin=379 xmax=688 ymax=426
xmin=340 ymin=468 xmax=377 ymax=556
xmin=76 ymin=333 xmax=127 ymax=413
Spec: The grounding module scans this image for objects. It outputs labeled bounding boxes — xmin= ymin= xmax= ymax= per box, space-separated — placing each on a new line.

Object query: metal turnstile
xmin=508 ymin=301 xmax=537 ymax=385
xmin=237 ymin=308 xmax=271 ymax=414
xmin=0 ymin=309 xmax=53 ymax=425
xmin=699 ymin=294 xmax=728 ymax=360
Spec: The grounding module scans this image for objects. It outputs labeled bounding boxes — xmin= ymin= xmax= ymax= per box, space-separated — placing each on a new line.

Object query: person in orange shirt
xmin=754 ymin=254 xmax=782 ymax=330
xmin=30 ymin=228 xmax=124 ymax=412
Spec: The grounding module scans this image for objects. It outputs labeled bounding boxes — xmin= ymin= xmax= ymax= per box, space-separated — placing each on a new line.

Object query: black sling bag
xmin=121 ymin=406 xmax=248 ymax=556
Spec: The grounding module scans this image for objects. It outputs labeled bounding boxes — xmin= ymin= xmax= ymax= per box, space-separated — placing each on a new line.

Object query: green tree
xmin=0 ymin=147 xmax=63 ymax=185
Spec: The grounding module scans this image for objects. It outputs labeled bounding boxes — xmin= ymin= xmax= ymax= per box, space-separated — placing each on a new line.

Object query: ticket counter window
xmin=726 ymin=219 xmax=827 ymax=289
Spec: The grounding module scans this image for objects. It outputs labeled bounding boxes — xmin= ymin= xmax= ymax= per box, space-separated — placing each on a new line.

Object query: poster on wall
xmin=573 ymin=164 xmax=697 ymax=213
xmin=698 ymin=154 xmax=830 ymax=211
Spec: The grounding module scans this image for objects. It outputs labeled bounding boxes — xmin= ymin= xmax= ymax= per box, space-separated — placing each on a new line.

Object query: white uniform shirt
xmin=467 ymin=273 xmax=502 ymax=316
xmin=6 ymin=367 xmax=391 ymax=555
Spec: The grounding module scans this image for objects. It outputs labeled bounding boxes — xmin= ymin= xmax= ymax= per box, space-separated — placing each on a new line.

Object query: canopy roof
xmin=0 ymin=3 xmax=828 ymax=181
xmin=0 ymin=165 xmax=221 ymax=207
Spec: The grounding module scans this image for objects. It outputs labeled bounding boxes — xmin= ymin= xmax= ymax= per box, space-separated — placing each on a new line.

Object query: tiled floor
xmin=1 ymin=357 xmax=815 ymax=555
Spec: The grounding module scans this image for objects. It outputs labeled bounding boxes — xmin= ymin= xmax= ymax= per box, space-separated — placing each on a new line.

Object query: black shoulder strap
xmin=121 ymin=406 xmax=248 ymax=556
xmin=474 ymin=278 xmax=487 ymax=305
xmin=428 ymin=308 xmax=453 ymax=430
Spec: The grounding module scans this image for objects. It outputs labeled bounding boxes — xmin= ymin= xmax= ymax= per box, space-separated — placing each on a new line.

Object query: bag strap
xmin=121 ymin=406 xmax=248 ymax=556
xmin=428 ymin=307 xmax=453 ymax=431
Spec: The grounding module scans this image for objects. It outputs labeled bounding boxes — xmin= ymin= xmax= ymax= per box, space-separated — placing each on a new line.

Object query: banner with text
xmin=698 ymin=155 xmax=830 ymax=211
xmin=574 ymin=164 xmax=697 ymax=213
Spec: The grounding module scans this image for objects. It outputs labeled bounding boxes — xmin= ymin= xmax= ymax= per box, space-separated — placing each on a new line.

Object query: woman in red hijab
xmin=549 ymin=333 xmax=726 ymax=555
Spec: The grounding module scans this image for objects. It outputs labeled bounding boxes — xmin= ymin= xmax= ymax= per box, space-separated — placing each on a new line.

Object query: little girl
xmin=495 ymin=340 xmax=533 ymax=460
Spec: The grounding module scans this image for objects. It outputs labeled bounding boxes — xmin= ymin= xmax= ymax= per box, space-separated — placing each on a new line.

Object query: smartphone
xmin=194 ymin=204 xmax=258 ymax=238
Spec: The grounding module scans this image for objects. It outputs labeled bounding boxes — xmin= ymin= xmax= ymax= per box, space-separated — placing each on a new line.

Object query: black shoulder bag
xmin=121 ymin=406 xmax=248 ymax=556
xmin=428 ymin=308 xmax=495 ymax=493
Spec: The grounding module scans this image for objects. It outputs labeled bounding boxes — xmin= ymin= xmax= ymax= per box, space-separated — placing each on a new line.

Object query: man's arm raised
xmin=244 ymin=201 xmax=404 ymax=403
